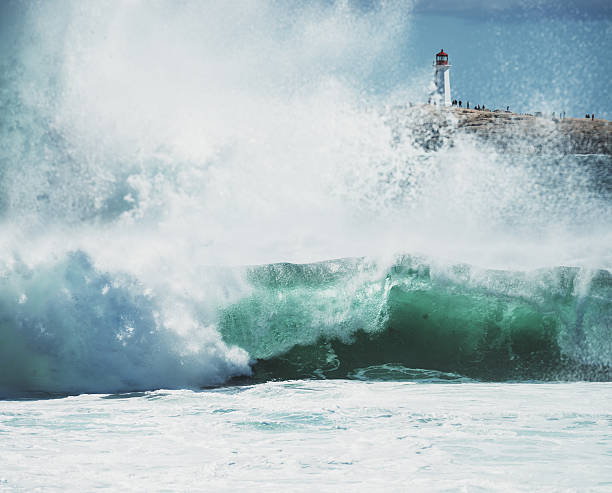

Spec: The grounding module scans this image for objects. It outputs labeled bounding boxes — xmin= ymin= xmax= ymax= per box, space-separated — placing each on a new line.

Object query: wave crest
xmin=220 ymin=257 xmax=612 ymax=382
xmin=0 ymin=251 xmax=250 ymax=396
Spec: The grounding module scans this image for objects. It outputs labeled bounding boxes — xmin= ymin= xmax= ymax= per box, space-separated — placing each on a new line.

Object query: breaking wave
xmin=222 ymin=257 xmax=612 ymax=382
xmin=0 ymin=252 xmax=250 ymax=395
xmin=1 ymin=1 xmax=611 ymax=395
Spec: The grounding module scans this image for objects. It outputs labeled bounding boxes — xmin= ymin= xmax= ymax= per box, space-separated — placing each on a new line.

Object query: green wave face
xmin=219 ymin=257 xmax=612 ymax=382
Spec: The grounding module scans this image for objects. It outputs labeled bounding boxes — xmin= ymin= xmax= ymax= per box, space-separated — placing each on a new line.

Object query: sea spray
xmin=1 ymin=1 xmax=611 ymax=393
xmin=0 ymin=251 xmax=250 ymax=395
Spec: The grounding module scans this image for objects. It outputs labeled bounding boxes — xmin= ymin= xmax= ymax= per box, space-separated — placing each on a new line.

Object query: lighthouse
xmin=433 ymin=49 xmax=451 ymax=107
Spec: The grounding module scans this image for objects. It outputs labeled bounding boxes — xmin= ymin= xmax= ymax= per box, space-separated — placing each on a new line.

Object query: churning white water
xmin=2 ymin=382 xmax=611 ymax=492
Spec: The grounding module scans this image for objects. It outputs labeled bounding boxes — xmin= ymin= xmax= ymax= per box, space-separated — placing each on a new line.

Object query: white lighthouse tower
xmin=433 ymin=49 xmax=451 ymax=107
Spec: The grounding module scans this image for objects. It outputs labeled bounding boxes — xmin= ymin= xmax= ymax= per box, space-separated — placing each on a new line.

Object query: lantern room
xmin=435 ymin=49 xmax=448 ymax=66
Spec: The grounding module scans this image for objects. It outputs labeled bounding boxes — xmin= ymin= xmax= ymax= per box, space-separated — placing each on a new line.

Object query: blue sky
xmin=412 ymin=0 xmax=612 ymax=18
xmin=399 ymin=0 xmax=612 ymax=118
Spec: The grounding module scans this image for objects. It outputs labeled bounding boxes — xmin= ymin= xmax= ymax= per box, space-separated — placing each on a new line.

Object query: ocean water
xmin=2 ymin=383 xmax=611 ymax=492
xmin=1 ymin=1 xmax=611 ymax=490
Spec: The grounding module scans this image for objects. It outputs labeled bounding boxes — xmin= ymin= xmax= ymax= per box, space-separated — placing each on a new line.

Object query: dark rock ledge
xmin=387 ymin=105 xmax=611 ymax=155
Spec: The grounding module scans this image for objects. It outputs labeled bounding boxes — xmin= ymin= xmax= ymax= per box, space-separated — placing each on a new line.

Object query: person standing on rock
xmin=592 ymin=114 xmax=595 ymax=120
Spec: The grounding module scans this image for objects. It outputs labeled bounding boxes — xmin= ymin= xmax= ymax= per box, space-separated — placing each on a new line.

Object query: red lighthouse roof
xmin=435 ymin=49 xmax=449 ymax=66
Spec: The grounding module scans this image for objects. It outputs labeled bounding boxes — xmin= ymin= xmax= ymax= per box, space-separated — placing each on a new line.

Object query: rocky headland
xmin=388 ymin=105 xmax=611 ymax=155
